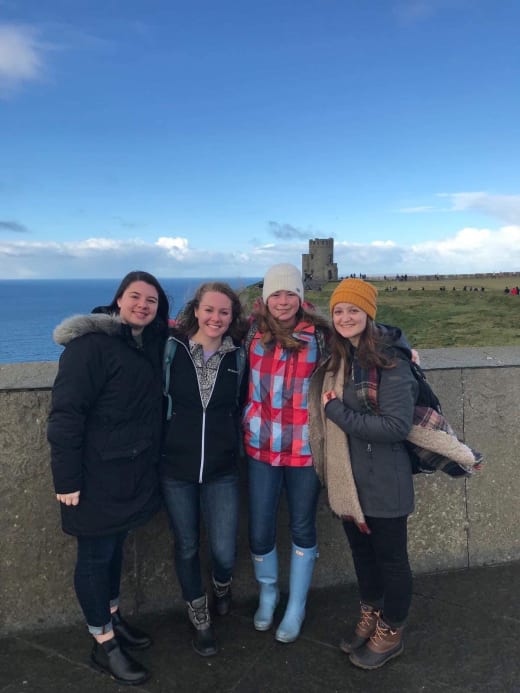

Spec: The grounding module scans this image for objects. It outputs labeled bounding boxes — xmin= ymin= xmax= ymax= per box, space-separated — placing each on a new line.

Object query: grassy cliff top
xmin=240 ymin=275 xmax=520 ymax=348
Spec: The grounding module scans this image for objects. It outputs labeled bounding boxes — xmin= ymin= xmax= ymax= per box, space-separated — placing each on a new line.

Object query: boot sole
xmin=90 ymin=658 xmax=151 ymax=686
xmin=113 ymin=638 xmax=153 ymax=651
xmin=192 ymin=642 xmax=218 ymax=657
xmin=349 ymin=644 xmax=404 ymax=670
xmin=339 ymin=638 xmax=367 ymax=655
xmin=275 ymin=632 xmax=299 ymax=644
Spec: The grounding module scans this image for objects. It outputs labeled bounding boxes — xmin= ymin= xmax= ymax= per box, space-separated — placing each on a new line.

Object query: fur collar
xmin=53 ymin=313 xmax=123 ymax=346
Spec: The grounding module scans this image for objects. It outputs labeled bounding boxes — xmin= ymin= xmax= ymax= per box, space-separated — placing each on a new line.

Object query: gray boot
xmin=186 ymin=595 xmax=217 ymax=657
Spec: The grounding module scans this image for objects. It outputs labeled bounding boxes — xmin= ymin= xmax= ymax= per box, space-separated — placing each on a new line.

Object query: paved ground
xmin=1 ymin=561 xmax=519 ymax=693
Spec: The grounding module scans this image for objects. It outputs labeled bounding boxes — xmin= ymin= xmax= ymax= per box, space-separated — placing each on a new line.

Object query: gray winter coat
xmin=310 ymin=353 xmax=418 ymax=518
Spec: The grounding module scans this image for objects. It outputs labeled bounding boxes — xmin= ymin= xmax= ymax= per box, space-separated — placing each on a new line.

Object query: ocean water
xmin=0 ymin=278 xmax=259 ymax=364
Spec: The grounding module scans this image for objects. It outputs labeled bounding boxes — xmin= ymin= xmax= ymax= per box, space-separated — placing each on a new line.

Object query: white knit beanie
xmin=262 ymin=263 xmax=304 ymax=302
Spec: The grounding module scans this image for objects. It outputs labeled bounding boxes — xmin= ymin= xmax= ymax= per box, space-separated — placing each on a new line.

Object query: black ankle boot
xmin=112 ymin=610 xmax=152 ymax=650
xmin=187 ymin=595 xmax=217 ymax=657
xmin=212 ymin=577 xmax=232 ymax=616
xmin=91 ymin=637 xmax=150 ymax=685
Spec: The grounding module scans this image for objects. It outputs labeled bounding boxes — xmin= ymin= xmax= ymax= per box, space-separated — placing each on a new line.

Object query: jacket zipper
xmin=191 ymin=345 xmax=236 ymax=484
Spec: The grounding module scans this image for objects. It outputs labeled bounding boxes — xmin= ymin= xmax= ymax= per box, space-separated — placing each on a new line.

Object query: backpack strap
xmin=243 ymin=322 xmax=258 ymax=356
xmin=234 ymin=345 xmax=247 ymax=407
xmin=163 ymin=336 xmax=178 ymax=420
xmin=164 ymin=337 xmax=246 ymax=420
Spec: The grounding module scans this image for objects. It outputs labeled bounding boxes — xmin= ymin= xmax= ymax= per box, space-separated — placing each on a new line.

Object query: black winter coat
xmin=161 ymin=335 xmax=244 ymax=483
xmin=47 ymin=313 xmax=165 ymax=536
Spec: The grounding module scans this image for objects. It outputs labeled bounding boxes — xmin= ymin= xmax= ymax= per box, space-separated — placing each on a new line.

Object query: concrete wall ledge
xmin=1 ymin=347 xmax=519 ymax=635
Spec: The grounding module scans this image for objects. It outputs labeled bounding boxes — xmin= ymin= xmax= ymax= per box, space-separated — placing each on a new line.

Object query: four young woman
xmin=48 ymin=267 xmax=434 ymax=680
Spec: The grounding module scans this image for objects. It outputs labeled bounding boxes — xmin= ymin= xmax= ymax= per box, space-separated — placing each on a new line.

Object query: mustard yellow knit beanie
xmin=329 ymin=278 xmax=378 ymax=319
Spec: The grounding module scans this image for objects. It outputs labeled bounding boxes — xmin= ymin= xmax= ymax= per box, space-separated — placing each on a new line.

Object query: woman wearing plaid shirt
xmin=242 ymin=263 xmax=330 ymax=643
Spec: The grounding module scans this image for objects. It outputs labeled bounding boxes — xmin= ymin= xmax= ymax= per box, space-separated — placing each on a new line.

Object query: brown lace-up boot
xmin=339 ymin=603 xmax=380 ymax=654
xmin=349 ymin=617 xmax=404 ymax=670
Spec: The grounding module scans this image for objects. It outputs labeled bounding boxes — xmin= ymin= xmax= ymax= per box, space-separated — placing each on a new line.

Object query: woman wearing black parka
xmin=47 ymin=270 xmax=169 ymax=686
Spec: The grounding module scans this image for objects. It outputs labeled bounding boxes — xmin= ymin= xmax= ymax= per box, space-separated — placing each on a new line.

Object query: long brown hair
xmin=254 ymin=300 xmax=330 ymax=351
xmin=177 ymin=281 xmax=248 ymax=343
xmin=327 ymin=318 xmax=396 ymax=374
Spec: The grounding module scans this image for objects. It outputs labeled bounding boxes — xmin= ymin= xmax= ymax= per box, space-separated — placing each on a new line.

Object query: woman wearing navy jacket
xmin=160 ymin=282 xmax=248 ymax=657
xmin=47 ymin=270 xmax=169 ymax=686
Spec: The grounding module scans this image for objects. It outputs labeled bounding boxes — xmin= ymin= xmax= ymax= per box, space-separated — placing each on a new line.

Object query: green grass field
xmin=240 ymin=274 xmax=520 ymax=348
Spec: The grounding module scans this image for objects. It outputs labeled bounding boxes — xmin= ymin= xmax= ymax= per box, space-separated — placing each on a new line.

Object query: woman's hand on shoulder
xmin=411 ymin=348 xmax=420 ymax=365
xmin=56 ymin=491 xmax=80 ymax=506
xmin=322 ymin=390 xmax=337 ymax=406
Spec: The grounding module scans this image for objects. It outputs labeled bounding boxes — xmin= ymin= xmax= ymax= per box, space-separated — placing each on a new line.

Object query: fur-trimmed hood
xmin=53 ymin=313 xmax=123 ymax=346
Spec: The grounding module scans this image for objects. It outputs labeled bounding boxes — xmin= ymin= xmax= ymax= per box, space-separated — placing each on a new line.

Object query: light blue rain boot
xmin=275 ymin=543 xmax=318 ymax=643
xmin=252 ymin=548 xmax=280 ymax=631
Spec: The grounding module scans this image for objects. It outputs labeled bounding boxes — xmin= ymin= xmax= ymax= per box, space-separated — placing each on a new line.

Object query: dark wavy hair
xmin=253 ymin=299 xmax=331 ymax=351
xmin=107 ymin=271 xmax=170 ymax=325
xmin=176 ymin=281 xmax=248 ymax=342
xmin=327 ymin=317 xmax=395 ymax=374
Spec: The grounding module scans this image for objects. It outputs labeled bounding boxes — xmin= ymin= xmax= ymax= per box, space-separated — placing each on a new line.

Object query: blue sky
xmin=1 ymin=0 xmax=520 ymax=279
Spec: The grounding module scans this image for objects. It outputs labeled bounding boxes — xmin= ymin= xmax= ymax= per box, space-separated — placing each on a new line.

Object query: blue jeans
xmin=74 ymin=530 xmax=128 ymax=635
xmin=161 ymin=473 xmax=240 ymax=602
xmin=343 ymin=515 xmax=412 ymax=628
xmin=247 ymin=457 xmax=321 ymax=555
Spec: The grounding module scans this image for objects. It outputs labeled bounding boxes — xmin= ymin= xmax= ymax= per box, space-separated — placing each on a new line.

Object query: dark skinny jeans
xmin=74 ymin=530 xmax=128 ymax=635
xmin=343 ymin=515 xmax=412 ymax=628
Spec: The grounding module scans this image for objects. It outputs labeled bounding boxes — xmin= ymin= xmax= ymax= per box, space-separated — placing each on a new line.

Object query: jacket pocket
xmin=98 ymin=439 xmax=153 ymax=500
xmin=99 ymin=439 xmax=152 ymax=462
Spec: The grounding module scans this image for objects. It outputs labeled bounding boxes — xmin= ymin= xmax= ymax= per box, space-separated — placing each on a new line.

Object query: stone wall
xmin=1 ymin=348 xmax=519 ymax=635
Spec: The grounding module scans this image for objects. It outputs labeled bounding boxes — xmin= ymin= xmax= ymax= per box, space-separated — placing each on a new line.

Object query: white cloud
xmin=438 ymin=192 xmax=520 ymax=224
xmin=156 ymin=237 xmax=189 ymax=254
xmin=330 ymin=225 xmax=520 ymax=276
xmin=0 ymin=236 xmax=262 ymax=279
xmin=397 ymin=192 xmax=520 ymax=225
xmin=397 ymin=206 xmax=437 ymax=214
xmin=1 ymin=226 xmax=519 ymax=279
xmin=394 ymin=0 xmax=464 ymax=24
xmin=0 ymin=24 xmax=45 ymax=95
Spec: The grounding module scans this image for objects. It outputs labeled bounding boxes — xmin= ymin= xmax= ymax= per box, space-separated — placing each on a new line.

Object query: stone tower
xmin=302 ymin=238 xmax=338 ymax=285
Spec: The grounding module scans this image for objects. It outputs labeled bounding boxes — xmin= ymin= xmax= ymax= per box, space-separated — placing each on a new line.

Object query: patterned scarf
xmin=317 ymin=357 xmax=483 ymax=531
xmin=354 ymin=361 xmax=483 ymax=477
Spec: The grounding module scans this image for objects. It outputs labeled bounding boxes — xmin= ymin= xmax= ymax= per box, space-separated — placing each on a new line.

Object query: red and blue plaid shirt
xmin=242 ymin=322 xmax=319 ymax=467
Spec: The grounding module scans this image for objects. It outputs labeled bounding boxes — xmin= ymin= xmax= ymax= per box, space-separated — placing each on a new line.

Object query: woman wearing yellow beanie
xmin=308 ymin=278 xmax=418 ymax=670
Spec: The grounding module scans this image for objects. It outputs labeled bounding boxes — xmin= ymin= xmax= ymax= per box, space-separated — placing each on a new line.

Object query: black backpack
xmin=409 ymin=360 xmax=442 ymax=413
xmin=404 ymin=360 xmax=462 ymax=474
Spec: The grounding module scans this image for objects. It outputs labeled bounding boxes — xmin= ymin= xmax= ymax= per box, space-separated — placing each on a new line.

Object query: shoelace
xmin=371 ymin=622 xmax=397 ymax=642
xmin=358 ymin=609 xmax=376 ymax=629
xmin=213 ymin=580 xmax=231 ymax=598
xmin=190 ymin=603 xmax=210 ymax=626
